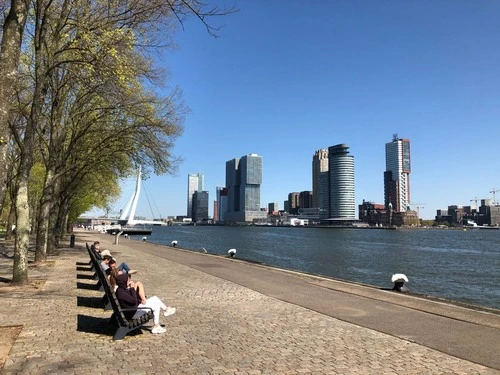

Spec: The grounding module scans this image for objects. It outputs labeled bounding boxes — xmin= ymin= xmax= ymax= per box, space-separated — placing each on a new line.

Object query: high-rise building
xmin=288 ymin=192 xmax=300 ymax=214
xmin=187 ymin=173 xmax=204 ymax=219
xmin=225 ymin=154 xmax=267 ymax=222
xmin=192 ymin=191 xmax=209 ymax=222
xmin=299 ymin=191 xmax=313 ymax=209
xmin=268 ymin=202 xmax=279 ymax=215
xmin=320 ymin=144 xmax=355 ymax=221
xmin=312 ymin=149 xmax=329 ymax=208
xmin=216 ymin=186 xmax=228 ymax=222
xmin=384 ymin=135 xmax=411 ymax=212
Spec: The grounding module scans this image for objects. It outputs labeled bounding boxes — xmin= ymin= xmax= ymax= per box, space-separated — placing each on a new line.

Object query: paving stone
xmin=0 ymin=233 xmax=499 ymax=374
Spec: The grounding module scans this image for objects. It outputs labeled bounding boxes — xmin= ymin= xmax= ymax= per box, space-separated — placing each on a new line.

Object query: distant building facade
xmin=299 ymin=191 xmax=313 ymax=209
xmin=288 ymin=192 xmax=300 ymax=214
xmin=268 ymin=202 xmax=279 ymax=215
xmin=192 ymin=190 xmax=209 ymax=222
xmin=215 ymin=186 xmax=228 ymax=222
xmin=437 ymin=199 xmax=500 ymax=226
xmin=224 ymin=154 xmax=267 ymax=223
xmin=320 ymin=144 xmax=356 ymax=222
xmin=384 ymin=134 xmax=411 ymax=212
xmin=187 ymin=173 xmax=204 ymax=219
xmin=359 ymin=200 xmax=419 ymax=227
xmin=312 ymin=149 xmax=329 ymax=208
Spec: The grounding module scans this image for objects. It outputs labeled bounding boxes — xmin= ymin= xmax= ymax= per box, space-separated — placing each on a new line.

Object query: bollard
xmin=70 ymin=233 xmax=75 ymax=248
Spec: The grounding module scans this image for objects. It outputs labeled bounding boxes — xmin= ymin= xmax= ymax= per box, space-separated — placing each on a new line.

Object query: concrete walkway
xmin=0 ymin=230 xmax=499 ymax=374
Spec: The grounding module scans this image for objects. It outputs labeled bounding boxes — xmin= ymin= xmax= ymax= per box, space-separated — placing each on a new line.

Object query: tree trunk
xmin=0 ymin=0 xmax=29 ymax=209
xmin=47 ymin=175 xmax=61 ymax=254
xmin=13 ymin=181 xmax=30 ymax=283
xmin=35 ymin=167 xmax=55 ymax=262
xmin=5 ymin=201 xmax=16 ymax=240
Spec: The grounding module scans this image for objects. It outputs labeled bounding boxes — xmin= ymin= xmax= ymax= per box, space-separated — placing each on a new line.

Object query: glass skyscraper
xmin=187 ymin=173 xmax=204 ymax=219
xmin=224 ymin=154 xmax=267 ymax=222
xmin=312 ymin=149 xmax=329 ymax=208
xmin=384 ymin=135 xmax=411 ymax=212
xmin=326 ymin=144 xmax=355 ymax=220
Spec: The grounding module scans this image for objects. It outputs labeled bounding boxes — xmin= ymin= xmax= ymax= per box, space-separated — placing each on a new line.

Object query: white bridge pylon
xmin=119 ymin=168 xmax=142 ymax=225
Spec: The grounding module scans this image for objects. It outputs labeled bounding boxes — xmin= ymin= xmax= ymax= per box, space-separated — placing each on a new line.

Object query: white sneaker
xmin=164 ymin=307 xmax=176 ymax=317
xmin=151 ymin=326 xmax=166 ymax=334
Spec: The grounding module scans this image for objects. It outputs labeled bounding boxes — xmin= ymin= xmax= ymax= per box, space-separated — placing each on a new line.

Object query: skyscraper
xmin=192 ymin=190 xmax=209 ymax=222
xmin=187 ymin=173 xmax=204 ymax=219
xmin=288 ymin=192 xmax=300 ymax=214
xmin=299 ymin=191 xmax=313 ymax=209
xmin=312 ymin=149 xmax=329 ymax=208
xmin=225 ymin=154 xmax=267 ymax=222
xmin=215 ymin=186 xmax=228 ymax=222
xmin=320 ymin=144 xmax=355 ymax=221
xmin=384 ymin=135 xmax=411 ymax=212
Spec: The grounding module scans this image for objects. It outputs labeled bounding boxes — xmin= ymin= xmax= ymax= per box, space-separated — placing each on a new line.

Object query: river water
xmin=132 ymin=226 xmax=500 ymax=310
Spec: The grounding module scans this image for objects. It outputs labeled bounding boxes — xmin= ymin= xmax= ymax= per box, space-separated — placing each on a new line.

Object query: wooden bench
xmin=85 ymin=242 xmax=154 ymax=340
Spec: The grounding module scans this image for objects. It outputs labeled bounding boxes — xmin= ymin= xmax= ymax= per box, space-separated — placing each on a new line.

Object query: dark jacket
xmin=115 ymin=273 xmax=139 ymax=319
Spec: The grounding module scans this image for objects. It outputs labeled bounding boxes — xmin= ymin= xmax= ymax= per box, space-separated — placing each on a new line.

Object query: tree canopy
xmin=0 ymin=0 xmax=234 ymax=282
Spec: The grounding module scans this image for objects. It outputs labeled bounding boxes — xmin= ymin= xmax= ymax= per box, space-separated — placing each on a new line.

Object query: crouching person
xmin=115 ymin=273 xmax=176 ymax=334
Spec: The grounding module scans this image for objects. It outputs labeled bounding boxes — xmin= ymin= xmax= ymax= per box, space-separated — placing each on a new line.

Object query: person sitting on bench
xmin=101 ymin=255 xmax=136 ymax=275
xmin=109 ymin=268 xmax=147 ymax=304
xmin=115 ymin=273 xmax=176 ymax=334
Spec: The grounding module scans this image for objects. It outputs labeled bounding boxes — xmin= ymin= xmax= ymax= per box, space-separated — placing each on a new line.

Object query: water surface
xmin=131 ymin=226 xmax=500 ymax=310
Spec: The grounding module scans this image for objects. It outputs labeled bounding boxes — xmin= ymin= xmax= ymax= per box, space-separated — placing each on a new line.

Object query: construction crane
xmin=470 ymin=197 xmax=479 ymax=208
xmin=410 ymin=203 xmax=425 ymax=219
xmin=490 ymin=188 xmax=500 ymax=205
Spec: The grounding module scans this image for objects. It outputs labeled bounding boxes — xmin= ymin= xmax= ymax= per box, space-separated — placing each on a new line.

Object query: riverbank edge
xmin=105 ymin=231 xmax=500 ymax=330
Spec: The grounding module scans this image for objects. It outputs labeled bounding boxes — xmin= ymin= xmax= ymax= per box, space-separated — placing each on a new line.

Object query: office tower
xmin=384 ymin=135 xmax=411 ymax=212
xmin=312 ymin=149 xmax=329 ymax=208
xmin=225 ymin=154 xmax=267 ymax=222
xmin=320 ymin=144 xmax=355 ymax=220
xmin=216 ymin=186 xmax=228 ymax=222
xmin=192 ymin=191 xmax=209 ymax=222
xmin=268 ymin=202 xmax=279 ymax=215
xmin=299 ymin=191 xmax=313 ymax=209
xmin=187 ymin=173 xmax=204 ymax=219
xmin=288 ymin=192 xmax=300 ymax=214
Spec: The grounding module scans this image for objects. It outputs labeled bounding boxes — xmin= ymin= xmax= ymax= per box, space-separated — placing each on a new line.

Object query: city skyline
xmin=86 ymin=2 xmax=500 ymax=220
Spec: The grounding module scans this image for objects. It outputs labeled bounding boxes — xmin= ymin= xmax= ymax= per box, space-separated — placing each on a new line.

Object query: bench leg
xmin=102 ymin=295 xmax=112 ymax=310
xmin=113 ymin=326 xmax=144 ymax=340
xmin=113 ymin=326 xmax=129 ymax=340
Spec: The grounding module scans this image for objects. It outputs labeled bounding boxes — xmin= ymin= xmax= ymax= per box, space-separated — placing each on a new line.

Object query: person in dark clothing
xmin=115 ymin=273 xmax=176 ymax=334
xmin=90 ymin=241 xmax=102 ymax=260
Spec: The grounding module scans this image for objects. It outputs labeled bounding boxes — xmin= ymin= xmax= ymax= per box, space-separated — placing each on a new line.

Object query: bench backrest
xmin=85 ymin=242 xmax=131 ymax=325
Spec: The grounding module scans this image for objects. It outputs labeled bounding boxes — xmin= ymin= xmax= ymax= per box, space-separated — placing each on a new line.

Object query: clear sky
xmin=96 ymin=1 xmax=500 ymax=221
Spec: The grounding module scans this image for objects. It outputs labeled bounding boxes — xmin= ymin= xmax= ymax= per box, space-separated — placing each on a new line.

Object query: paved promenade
xmin=0 ymin=230 xmax=499 ymax=374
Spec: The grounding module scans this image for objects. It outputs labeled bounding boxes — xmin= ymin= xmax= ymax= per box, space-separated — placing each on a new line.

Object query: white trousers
xmin=132 ymin=296 xmax=167 ymax=325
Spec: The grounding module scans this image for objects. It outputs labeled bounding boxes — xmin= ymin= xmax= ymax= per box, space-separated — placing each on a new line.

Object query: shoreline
xmin=110 ymin=231 xmax=500 ymax=317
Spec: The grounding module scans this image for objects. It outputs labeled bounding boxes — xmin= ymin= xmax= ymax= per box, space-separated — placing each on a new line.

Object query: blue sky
xmin=99 ymin=1 xmax=500 ymax=220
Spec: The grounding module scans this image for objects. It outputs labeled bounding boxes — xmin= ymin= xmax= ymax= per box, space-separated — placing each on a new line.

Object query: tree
xmin=0 ymin=0 xmax=29 ymax=217
xmin=4 ymin=0 xmax=234 ymax=282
